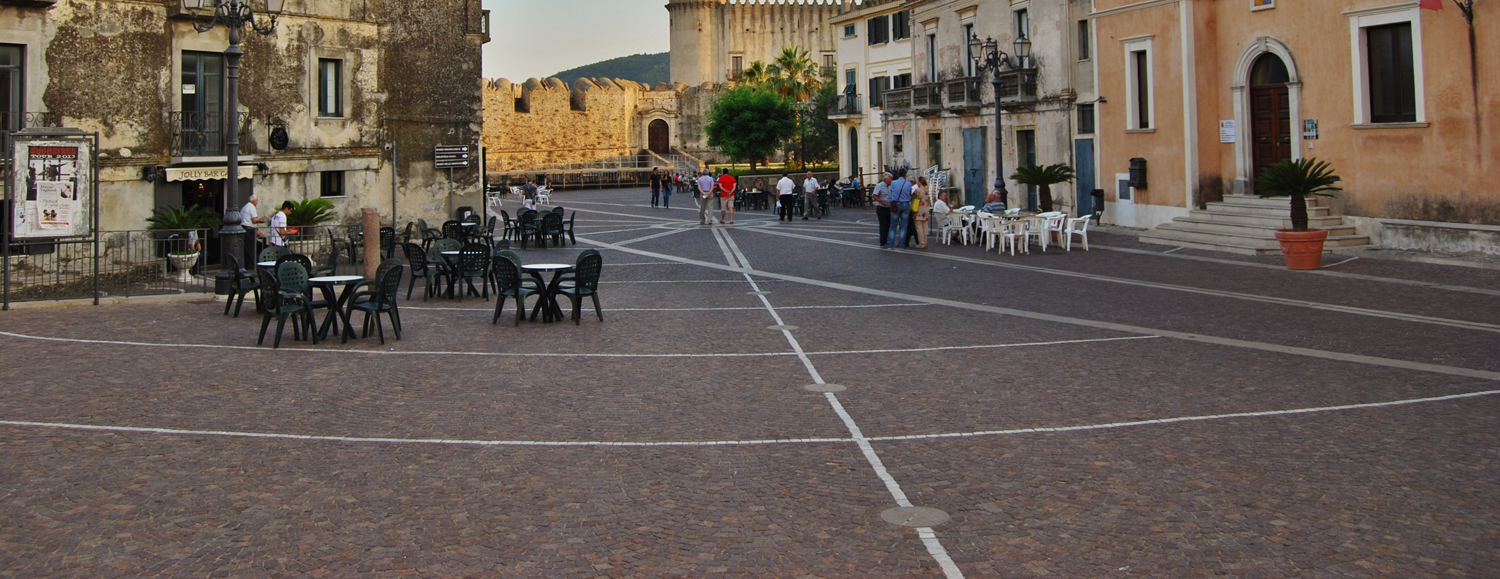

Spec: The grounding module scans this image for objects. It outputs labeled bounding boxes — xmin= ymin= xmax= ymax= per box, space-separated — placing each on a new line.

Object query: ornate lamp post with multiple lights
xmin=181 ymin=0 xmax=282 ymax=294
xmin=968 ymin=33 xmax=1033 ymax=202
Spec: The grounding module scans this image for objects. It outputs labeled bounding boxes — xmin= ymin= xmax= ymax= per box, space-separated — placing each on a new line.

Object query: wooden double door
xmin=1250 ymin=85 xmax=1291 ymax=188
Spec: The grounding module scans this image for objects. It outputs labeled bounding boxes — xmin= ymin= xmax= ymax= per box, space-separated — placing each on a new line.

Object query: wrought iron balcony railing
xmin=1 ymin=112 xmax=63 ymax=160
xmin=828 ymin=93 xmax=862 ymax=119
xmin=168 ymin=111 xmax=250 ymax=159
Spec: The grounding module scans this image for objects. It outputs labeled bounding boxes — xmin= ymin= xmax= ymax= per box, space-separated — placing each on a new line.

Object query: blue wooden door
xmin=1075 ymin=139 xmax=1095 ymax=215
xmin=962 ymin=128 xmax=985 ymax=207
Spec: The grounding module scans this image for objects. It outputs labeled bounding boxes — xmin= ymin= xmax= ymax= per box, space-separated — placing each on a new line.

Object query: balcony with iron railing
xmin=828 ymin=93 xmax=863 ymax=120
xmin=911 ymin=84 xmax=943 ymax=115
xmin=167 ymin=111 xmax=251 ymax=160
xmin=945 ymin=78 xmax=984 ymax=111
xmin=1 ymin=112 xmax=64 ymax=160
xmin=996 ymin=69 xmax=1039 ymax=105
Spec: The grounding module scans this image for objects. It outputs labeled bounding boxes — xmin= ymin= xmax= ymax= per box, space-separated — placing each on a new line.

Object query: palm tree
xmin=766 ymin=45 xmax=823 ymax=102
xmin=739 ymin=61 xmax=771 ymax=86
xmin=1256 ymin=158 xmax=1342 ymax=232
xmin=1010 ymin=163 xmax=1076 ymax=213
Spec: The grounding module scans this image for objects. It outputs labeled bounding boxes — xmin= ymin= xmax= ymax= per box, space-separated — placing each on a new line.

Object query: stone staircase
xmin=1139 ymin=195 xmax=1371 ymax=255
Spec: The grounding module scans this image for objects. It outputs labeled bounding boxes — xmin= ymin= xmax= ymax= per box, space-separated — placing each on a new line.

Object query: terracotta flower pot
xmin=1274 ymin=229 xmax=1329 ymax=270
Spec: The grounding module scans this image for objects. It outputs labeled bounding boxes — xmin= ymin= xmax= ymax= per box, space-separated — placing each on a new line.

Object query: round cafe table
xmin=308 ymin=275 xmax=365 ymax=343
xmin=521 ymin=263 xmax=575 ymax=323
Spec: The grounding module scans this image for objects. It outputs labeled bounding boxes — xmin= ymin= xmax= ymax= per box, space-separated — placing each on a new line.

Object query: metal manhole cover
xmin=880 ymin=507 xmax=950 ymax=528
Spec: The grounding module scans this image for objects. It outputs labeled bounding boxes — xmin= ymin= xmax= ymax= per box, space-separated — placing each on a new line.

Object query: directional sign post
xmin=434 ymin=145 xmax=471 ymax=217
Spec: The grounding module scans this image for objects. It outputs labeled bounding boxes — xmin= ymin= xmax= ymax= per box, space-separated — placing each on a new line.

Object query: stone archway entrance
xmin=648 ymin=119 xmax=670 ymax=155
xmin=1249 ymin=53 xmax=1292 ymax=191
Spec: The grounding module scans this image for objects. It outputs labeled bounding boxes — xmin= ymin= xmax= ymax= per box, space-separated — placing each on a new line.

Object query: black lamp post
xmin=182 ymin=0 xmax=282 ymax=294
xmin=969 ymin=33 xmax=1033 ymax=205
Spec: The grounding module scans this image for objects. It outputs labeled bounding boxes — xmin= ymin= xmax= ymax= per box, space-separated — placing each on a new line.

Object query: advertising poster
xmin=10 ymin=139 xmax=91 ymax=239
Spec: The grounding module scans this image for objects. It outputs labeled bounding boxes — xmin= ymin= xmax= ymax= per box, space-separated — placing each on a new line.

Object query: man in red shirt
xmin=715 ymin=168 xmax=738 ymax=225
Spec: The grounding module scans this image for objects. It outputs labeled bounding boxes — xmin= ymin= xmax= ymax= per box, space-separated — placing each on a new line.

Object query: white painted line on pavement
xmin=613 ymin=227 xmax=693 ymax=246
xmin=712 ymin=227 xmax=965 ymax=579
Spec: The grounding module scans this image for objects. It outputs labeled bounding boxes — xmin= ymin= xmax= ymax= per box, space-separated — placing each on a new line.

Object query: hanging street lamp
xmin=970 ymin=33 xmax=1035 ymax=204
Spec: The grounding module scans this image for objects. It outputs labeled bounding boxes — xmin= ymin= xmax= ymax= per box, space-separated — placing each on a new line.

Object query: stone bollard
xmin=362 ymin=208 xmax=380 ymax=280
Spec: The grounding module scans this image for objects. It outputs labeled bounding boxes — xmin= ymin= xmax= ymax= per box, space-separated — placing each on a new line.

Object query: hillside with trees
xmin=552 ymin=53 xmax=669 ymax=85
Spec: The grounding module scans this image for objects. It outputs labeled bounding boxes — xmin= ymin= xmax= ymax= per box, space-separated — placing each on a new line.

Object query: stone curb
xmin=2 ymin=292 xmax=218 ymax=312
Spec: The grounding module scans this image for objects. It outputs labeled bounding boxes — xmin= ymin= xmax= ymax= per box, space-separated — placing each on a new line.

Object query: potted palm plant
xmin=146 ymin=205 xmax=219 ymax=282
xmin=1010 ymin=163 xmax=1076 ymax=213
xmin=1256 ymin=158 xmax=1343 ymax=270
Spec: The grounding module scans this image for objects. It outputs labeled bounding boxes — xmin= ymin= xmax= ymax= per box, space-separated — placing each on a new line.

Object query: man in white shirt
xmin=695 ymin=171 xmax=716 ymax=225
xmin=267 ymin=201 xmax=294 ymax=247
xmin=801 ymin=172 xmax=820 ymax=220
xmin=775 ymin=172 xmax=797 ymax=222
xmin=239 ymin=195 xmax=265 ymax=266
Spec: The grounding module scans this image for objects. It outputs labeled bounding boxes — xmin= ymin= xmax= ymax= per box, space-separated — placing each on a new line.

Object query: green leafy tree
xmin=740 ymin=61 xmax=772 ymax=86
xmin=766 ymin=46 xmax=823 ymax=103
xmin=146 ymin=205 xmax=220 ymax=231
xmin=1010 ymin=163 xmax=1076 ymax=213
xmin=801 ymin=81 xmax=841 ymax=166
xmin=706 ymin=86 xmax=797 ymax=173
xmin=1255 ymin=158 xmax=1342 ymax=232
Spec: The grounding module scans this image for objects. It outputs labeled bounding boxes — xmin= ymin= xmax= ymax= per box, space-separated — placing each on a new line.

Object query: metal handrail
xmin=166 ymin=111 xmax=250 ymax=158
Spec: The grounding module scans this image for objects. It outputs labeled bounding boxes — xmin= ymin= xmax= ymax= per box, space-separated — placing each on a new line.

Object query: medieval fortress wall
xmin=483 ymin=0 xmax=848 ymax=174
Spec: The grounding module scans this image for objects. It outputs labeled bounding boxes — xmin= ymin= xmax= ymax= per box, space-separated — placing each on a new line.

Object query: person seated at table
xmin=981 ymin=189 xmax=1007 ymax=214
xmin=932 ymin=191 xmax=952 ymax=217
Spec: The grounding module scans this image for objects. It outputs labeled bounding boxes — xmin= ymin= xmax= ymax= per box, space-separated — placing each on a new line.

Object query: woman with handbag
xmin=911 ymin=177 xmax=930 ymax=249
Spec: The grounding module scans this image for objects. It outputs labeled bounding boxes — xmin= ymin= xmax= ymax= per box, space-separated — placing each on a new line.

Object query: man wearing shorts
xmin=716 ymin=168 xmax=737 ymax=225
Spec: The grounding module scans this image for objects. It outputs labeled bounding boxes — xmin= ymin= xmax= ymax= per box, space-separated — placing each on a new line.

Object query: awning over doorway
xmin=164 ymin=165 xmax=257 ymax=182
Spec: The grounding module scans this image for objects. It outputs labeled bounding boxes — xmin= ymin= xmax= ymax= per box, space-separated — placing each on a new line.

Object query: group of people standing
xmin=647 ymin=167 xmax=740 ymax=226
xmin=870 ymin=169 xmax=940 ymax=250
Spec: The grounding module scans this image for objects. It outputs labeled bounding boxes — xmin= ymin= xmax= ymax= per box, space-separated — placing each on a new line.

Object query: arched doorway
xmin=1249 ymin=53 xmax=1292 ymax=191
xmin=648 ymin=119 xmax=670 ymax=155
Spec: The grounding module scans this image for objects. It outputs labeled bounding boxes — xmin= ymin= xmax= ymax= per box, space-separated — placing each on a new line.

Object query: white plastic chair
xmin=1064 ymin=216 xmax=1091 ymax=251
xmin=1043 ymin=214 xmax=1067 ymax=249
xmin=941 ymin=213 xmax=972 ymax=246
xmin=981 ymin=217 xmax=1002 ymax=251
xmin=536 ymin=187 xmax=552 ymax=205
xmin=998 ymin=220 xmax=1028 ymax=256
xmin=1023 ymin=217 xmax=1050 ymax=251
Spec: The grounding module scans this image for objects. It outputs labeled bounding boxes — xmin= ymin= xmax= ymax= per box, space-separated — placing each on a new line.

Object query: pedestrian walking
xmin=911 ymin=176 xmax=930 ymax=249
xmin=802 ymin=171 xmax=820 ymax=220
xmin=650 ymin=168 xmax=662 ymax=208
xmin=662 ymin=172 xmax=673 ymax=208
xmin=873 ymin=173 xmax=893 ymax=246
xmin=696 ymin=171 xmax=716 ymax=225
xmin=887 ymin=170 xmax=913 ymax=249
xmin=776 ymin=172 xmax=797 ymax=222
xmin=716 ymin=168 xmax=738 ymax=225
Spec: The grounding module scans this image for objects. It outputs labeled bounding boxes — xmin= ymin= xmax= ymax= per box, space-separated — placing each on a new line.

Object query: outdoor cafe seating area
xmin=223 ymin=207 xmax=603 ymax=349
xmin=939 ymin=206 xmax=1092 ymax=256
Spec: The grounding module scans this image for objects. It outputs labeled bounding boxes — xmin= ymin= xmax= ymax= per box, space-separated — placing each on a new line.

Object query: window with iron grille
xmin=868 ymin=15 xmax=890 ymax=45
xmin=318 ymin=58 xmax=343 ymax=117
xmin=1366 ymin=23 xmax=1416 ymax=123
xmin=320 ymin=171 xmax=345 ymax=198
xmin=1077 ymin=104 xmax=1095 ymax=134
xmin=893 ymin=11 xmax=911 ymax=41
xmin=0 ymin=45 xmax=22 ymax=133
xmin=731 ymin=55 xmax=743 ymax=78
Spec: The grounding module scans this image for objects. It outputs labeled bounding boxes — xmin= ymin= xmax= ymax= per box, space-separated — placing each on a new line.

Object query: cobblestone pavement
xmin=2 ymin=188 xmax=1497 ymax=578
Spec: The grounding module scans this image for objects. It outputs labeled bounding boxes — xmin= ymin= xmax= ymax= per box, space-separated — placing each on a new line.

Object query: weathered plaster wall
xmin=668 ymin=0 xmax=842 ymax=85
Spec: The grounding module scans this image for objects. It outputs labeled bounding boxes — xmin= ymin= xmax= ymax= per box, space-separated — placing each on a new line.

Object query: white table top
xmin=523 ymin=263 xmax=572 ymax=270
xmin=460 ymin=222 xmax=479 ymax=227
xmin=438 ymin=251 xmax=460 ymax=255
xmin=257 ymin=261 xmax=276 ymax=267
xmin=308 ymin=275 xmax=364 ymax=283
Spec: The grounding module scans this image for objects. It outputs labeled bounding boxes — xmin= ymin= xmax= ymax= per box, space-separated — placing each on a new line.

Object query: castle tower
xmin=667 ymin=0 xmax=717 ymax=85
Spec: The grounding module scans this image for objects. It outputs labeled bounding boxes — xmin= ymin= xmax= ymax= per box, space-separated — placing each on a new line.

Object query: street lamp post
xmin=969 ymin=33 xmax=1033 ymax=207
xmin=182 ymin=0 xmax=282 ymax=294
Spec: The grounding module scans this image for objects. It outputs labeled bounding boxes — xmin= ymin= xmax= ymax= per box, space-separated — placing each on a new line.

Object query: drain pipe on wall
xmin=389 ymin=139 xmax=398 ymax=225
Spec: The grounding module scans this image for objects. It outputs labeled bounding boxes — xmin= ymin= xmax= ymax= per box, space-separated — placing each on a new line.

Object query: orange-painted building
xmin=1092 ymin=0 xmax=1495 ymax=229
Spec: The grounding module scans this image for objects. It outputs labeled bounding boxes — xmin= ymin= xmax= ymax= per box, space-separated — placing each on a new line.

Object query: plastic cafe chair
xmin=540 ymin=212 xmax=565 ymax=248
xmin=328 ymin=227 xmax=355 ymax=265
xmin=1064 ymin=216 xmax=1091 ymax=251
xmin=349 ymin=259 xmax=405 ymax=345
xmin=311 ymin=242 xmax=340 ymax=278
xmin=379 ymin=226 xmax=397 ymax=259
xmin=441 ymin=220 xmax=465 ymax=243
xmin=999 ymin=220 xmax=1029 ymax=256
xmin=456 ymin=243 xmax=492 ymax=301
xmin=345 ymin=223 xmax=365 ymax=262
xmin=401 ymin=242 xmax=437 ymax=300
xmin=562 ymin=212 xmax=577 ymax=246
xmin=490 ymin=254 xmax=540 ymax=326
xmin=258 ymin=246 xmax=290 ymax=264
xmin=1043 ymin=214 xmax=1068 ymax=250
xmin=222 ymin=254 xmax=260 ymax=318
xmin=556 ymin=249 xmax=604 ymax=325
xmin=258 ymin=263 xmax=317 ymax=349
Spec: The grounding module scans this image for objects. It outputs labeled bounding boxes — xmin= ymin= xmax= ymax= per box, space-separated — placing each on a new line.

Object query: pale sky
xmin=482 ymin=0 xmax=671 ymax=82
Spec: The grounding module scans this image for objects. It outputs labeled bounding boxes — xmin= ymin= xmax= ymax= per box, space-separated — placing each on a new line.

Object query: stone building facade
xmin=667 ymin=0 xmax=844 ymax=86
xmin=1 ymin=0 xmax=490 ymax=233
xmin=481 ymin=77 xmax=722 ymax=173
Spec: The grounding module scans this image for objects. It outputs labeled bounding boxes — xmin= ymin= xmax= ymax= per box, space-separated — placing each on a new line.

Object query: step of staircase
xmin=1204 ymin=202 xmax=1332 ymax=219
xmin=1168 ymin=217 xmax=1359 ymax=238
xmin=1140 ymin=226 xmax=1372 ymax=255
xmin=1188 ymin=209 xmax=1342 ymax=229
